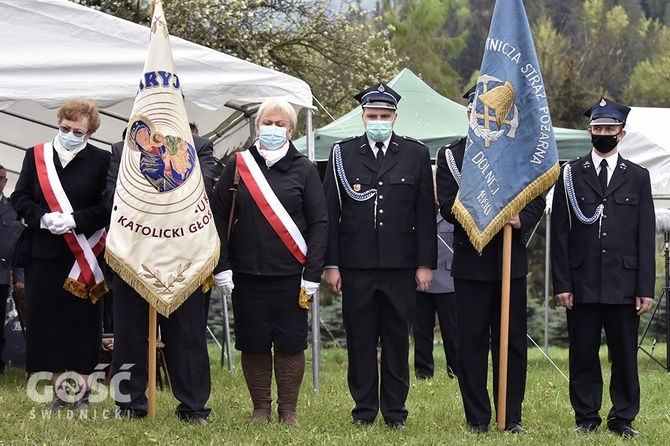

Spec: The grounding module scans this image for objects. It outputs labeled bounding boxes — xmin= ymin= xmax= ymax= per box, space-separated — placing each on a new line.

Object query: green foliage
xmin=383 ymin=0 xmax=467 ymax=98
xmin=76 ymin=0 xmax=670 ymax=130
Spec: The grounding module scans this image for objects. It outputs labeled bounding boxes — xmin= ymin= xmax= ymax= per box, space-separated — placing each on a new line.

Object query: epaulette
xmin=399 ymin=135 xmax=428 ymax=147
xmin=621 ymin=158 xmax=647 ymax=171
xmin=567 ymin=156 xmax=582 ymax=165
xmin=333 ymin=135 xmax=357 ymax=145
xmin=441 ymin=136 xmax=465 ymax=150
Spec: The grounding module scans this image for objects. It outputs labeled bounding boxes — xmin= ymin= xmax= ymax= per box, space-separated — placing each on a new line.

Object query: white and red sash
xmin=34 ymin=142 xmax=107 ymax=302
xmin=236 ymin=150 xmax=307 ymax=265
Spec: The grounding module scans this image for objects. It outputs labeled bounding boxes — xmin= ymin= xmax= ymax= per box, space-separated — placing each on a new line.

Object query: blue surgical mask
xmin=259 ymin=125 xmax=288 ymax=150
xmin=365 ymin=120 xmax=393 ymax=142
xmin=58 ymin=130 xmax=86 ymax=151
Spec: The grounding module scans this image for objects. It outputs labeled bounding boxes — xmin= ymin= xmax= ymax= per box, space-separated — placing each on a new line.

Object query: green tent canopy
xmin=295 ymin=68 xmax=590 ymax=161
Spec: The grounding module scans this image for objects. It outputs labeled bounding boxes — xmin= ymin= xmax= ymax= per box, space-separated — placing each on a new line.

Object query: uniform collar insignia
xmin=619 ymin=162 xmax=627 ymax=170
xmin=583 ymin=160 xmax=591 ymax=169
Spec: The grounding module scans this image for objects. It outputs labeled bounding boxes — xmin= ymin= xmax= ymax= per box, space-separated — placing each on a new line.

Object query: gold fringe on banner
xmin=453 ymin=162 xmax=559 ymax=253
xmin=105 ymin=240 xmax=220 ymax=317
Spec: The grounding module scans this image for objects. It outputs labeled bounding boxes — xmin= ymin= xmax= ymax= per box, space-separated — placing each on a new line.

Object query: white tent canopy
xmin=617 ymin=107 xmax=670 ymax=210
xmin=0 ymin=0 xmax=314 ymax=195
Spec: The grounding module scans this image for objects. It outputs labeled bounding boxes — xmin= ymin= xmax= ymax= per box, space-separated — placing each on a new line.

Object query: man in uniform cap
xmin=551 ymin=97 xmax=655 ymax=437
xmin=436 ymin=86 xmax=544 ymax=433
xmin=323 ymin=82 xmax=436 ymax=429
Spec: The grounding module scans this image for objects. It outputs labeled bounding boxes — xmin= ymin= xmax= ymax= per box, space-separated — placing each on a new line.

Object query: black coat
xmin=550 ymin=153 xmax=656 ymax=303
xmin=0 ymin=194 xmax=24 ymax=284
xmin=211 ymin=143 xmax=328 ymax=283
xmin=12 ymin=143 xmax=110 ymax=260
xmin=436 ymin=137 xmax=545 ymax=281
xmin=323 ymin=133 xmax=437 ymax=269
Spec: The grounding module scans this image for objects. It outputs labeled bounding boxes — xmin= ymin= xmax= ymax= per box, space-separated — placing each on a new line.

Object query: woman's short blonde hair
xmin=255 ymin=98 xmax=297 ymax=130
xmin=57 ymin=98 xmax=101 ymax=134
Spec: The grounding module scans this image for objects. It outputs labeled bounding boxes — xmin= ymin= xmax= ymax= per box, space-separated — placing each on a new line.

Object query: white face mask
xmin=258 ymin=125 xmax=288 ymax=150
xmin=57 ymin=130 xmax=86 ymax=151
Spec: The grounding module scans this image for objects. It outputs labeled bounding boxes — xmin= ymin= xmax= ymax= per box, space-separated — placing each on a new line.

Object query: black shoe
xmin=46 ymin=395 xmax=70 ymax=411
xmin=353 ymin=418 xmax=374 ymax=427
xmin=609 ymin=424 xmax=639 ymax=438
xmin=469 ymin=423 xmax=488 ymax=434
xmin=575 ymin=423 xmax=599 ymax=434
xmin=183 ymin=416 xmax=208 ymax=426
xmin=505 ymin=422 xmax=526 ymax=433
xmin=72 ymin=391 xmax=90 ymax=411
xmin=106 ymin=408 xmax=147 ymax=420
xmin=415 ymin=373 xmax=432 ymax=380
xmin=387 ymin=419 xmax=406 ymax=430
xmin=447 ymin=367 xmax=457 ymax=379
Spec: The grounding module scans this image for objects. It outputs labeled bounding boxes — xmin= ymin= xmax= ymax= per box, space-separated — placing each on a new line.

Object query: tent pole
xmin=306 ymin=107 xmax=320 ymax=393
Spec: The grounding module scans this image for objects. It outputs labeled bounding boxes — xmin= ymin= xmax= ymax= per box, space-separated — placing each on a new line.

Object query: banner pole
xmin=497 ymin=224 xmax=512 ymax=430
xmin=148 ymin=304 xmax=157 ymax=419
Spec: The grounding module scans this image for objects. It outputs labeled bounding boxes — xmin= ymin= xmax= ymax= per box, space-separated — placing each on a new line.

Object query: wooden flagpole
xmin=496 ymin=224 xmax=513 ymax=430
xmin=148 ymin=304 xmax=157 ymax=419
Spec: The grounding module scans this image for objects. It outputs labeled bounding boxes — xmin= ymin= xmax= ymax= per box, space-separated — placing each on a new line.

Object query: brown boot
xmin=241 ymin=351 xmax=273 ymax=423
xmin=274 ymin=351 xmax=305 ymax=427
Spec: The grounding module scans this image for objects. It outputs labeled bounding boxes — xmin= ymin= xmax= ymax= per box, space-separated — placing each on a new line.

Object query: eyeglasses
xmin=59 ymin=125 xmax=88 ymax=138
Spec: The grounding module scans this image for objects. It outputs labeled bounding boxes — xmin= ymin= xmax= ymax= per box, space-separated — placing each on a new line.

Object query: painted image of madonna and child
xmin=127 ymin=116 xmax=196 ymax=192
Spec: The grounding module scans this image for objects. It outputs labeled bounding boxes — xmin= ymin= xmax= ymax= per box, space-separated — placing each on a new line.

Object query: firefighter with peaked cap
xmin=436 ymin=85 xmax=545 ymax=434
xmin=323 ymin=82 xmax=437 ymax=429
xmin=551 ymin=97 xmax=655 ymax=438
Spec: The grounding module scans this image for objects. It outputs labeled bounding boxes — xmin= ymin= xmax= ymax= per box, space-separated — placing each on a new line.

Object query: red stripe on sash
xmin=34 ymin=143 xmax=98 ymax=288
xmin=235 ymin=153 xmax=307 ymax=265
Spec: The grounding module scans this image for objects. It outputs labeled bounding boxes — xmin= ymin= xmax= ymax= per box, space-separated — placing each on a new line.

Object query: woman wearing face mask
xmin=12 ymin=98 xmax=110 ymax=411
xmin=211 ymin=98 xmax=328 ymax=427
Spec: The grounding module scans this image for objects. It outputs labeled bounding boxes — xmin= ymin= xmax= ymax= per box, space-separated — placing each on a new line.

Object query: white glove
xmin=50 ymin=213 xmax=76 ymax=235
xmin=302 ymin=279 xmax=320 ymax=297
xmin=215 ymin=270 xmax=234 ymax=296
xmin=40 ymin=212 xmax=60 ymax=229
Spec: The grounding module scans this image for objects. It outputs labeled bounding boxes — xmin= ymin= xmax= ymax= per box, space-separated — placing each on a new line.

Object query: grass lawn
xmin=0 ymin=342 xmax=668 ymax=445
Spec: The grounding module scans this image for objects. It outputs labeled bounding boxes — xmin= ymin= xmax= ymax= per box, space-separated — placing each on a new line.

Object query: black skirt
xmin=231 ymin=272 xmax=307 ymax=353
xmin=24 ymin=257 xmax=102 ymax=374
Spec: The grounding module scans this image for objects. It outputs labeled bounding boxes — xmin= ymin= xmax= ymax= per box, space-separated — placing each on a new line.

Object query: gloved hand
xmin=214 ymin=270 xmax=234 ymax=296
xmin=40 ymin=212 xmax=60 ymax=229
xmin=49 ymin=213 xmax=76 ymax=235
xmin=298 ymin=279 xmax=319 ymax=309
xmin=302 ymin=279 xmax=320 ymax=297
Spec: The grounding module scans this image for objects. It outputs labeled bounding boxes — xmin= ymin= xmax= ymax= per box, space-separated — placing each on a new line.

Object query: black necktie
xmin=599 ymin=159 xmax=608 ymax=192
xmin=375 ymin=142 xmax=385 ymax=168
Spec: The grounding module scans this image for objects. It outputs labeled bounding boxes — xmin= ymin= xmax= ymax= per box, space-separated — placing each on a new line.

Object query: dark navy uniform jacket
xmin=323 ymin=133 xmax=437 ymax=270
xmin=551 ymin=154 xmax=656 ymax=304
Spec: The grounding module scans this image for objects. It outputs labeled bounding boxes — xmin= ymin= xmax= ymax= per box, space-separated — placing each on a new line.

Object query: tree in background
xmin=75 ymin=0 xmax=401 ymax=130
xmin=382 ymin=0 xmax=468 ymax=99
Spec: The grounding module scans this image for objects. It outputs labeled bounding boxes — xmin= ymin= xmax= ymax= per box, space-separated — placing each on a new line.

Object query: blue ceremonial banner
xmin=453 ymin=0 xmax=559 ymax=252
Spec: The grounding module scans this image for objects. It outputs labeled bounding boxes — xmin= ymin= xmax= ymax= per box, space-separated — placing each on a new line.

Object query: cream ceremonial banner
xmin=106 ymin=0 xmax=219 ymax=317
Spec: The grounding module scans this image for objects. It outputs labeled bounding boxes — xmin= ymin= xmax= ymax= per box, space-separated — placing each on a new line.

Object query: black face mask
xmin=591 ymin=133 xmax=620 ymax=154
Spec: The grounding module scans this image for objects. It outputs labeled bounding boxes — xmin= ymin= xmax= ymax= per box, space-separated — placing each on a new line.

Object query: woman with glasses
xmin=12 ymin=98 xmax=110 ymax=411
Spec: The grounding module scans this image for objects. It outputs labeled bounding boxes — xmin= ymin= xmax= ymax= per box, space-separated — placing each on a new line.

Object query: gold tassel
xmin=63 ymin=277 xmax=88 ymax=299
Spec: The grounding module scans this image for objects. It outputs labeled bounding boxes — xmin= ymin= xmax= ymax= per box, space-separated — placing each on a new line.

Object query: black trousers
xmin=454 ymin=277 xmax=527 ymax=426
xmin=340 ymin=267 xmax=416 ymax=424
xmin=413 ymin=290 xmax=458 ymax=377
xmin=0 ymin=284 xmax=8 ymax=372
xmin=566 ymin=303 xmax=640 ymax=428
xmin=111 ymin=275 xmax=211 ymax=419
